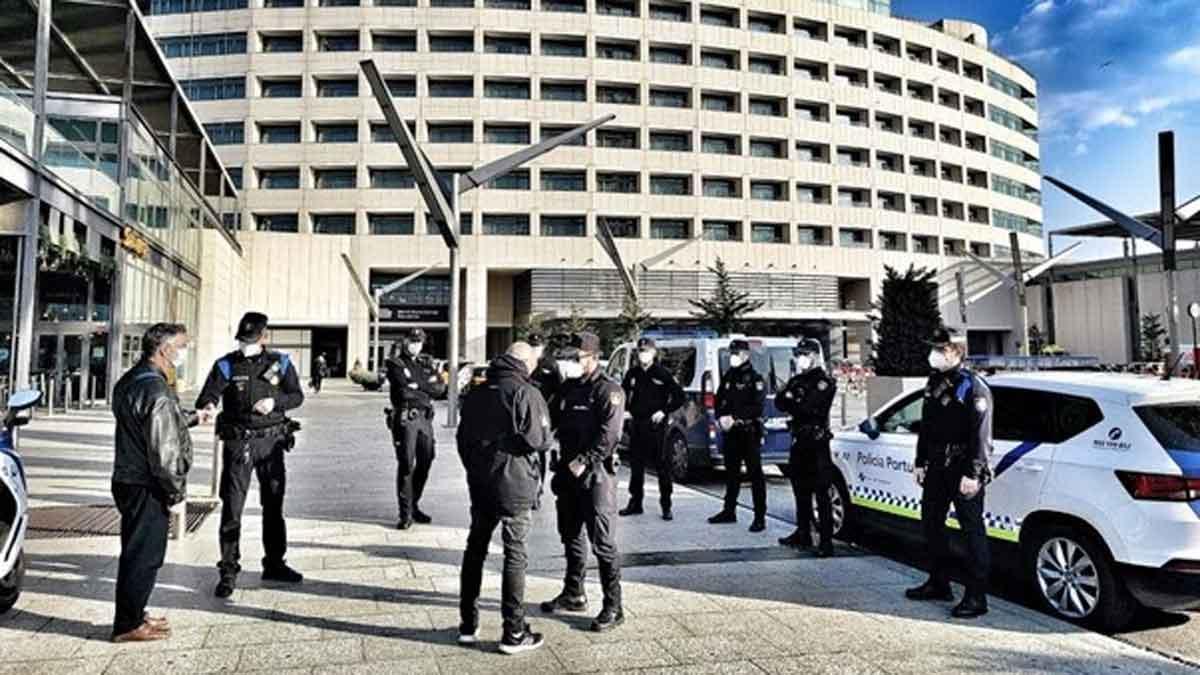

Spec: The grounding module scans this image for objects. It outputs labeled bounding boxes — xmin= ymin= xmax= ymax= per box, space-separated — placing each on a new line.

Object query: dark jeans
xmin=789 ymin=434 xmax=833 ymax=544
xmin=921 ymin=467 xmax=990 ymax=596
xmin=627 ymin=419 xmax=671 ymax=510
xmin=553 ymin=468 xmax=621 ymax=610
xmin=218 ymin=436 xmax=288 ymax=576
xmin=312 ymin=376 xmax=323 ymax=393
xmin=393 ymin=414 xmax=436 ymax=521
xmin=722 ymin=425 xmax=766 ymax=518
xmin=460 ymin=507 xmax=532 ymax=637
xmin=112 ymin=482 xmax=170 ymax=636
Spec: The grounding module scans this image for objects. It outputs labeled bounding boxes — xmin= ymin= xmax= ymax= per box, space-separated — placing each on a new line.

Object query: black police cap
xmin=235 ymin=312 xmax=268 ymax=342
xmin=570 ymin=331 xmax=601 ymax=355
xmin=926 ymin=326 xmax=957 ymax=346
xmin=793 ymin=338 xmax=821 ymax=356
xmin=527 ymin=333 xmax=545 ymax=347
xmin=405 ymin=327 xmax=427 ymax=342
xmin=637 ymin=337 xmax=656 ymax=350
xmin=729 ymin=338 xmax=751 ymax=353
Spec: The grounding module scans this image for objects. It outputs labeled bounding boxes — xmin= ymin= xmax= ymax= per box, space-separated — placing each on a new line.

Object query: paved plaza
xmin=2 ymin=382 xmax=1194 ymax=674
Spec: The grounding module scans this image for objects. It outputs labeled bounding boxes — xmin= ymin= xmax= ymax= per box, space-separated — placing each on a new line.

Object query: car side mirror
xmin=858 ymin=417 xmax=880 ymax=440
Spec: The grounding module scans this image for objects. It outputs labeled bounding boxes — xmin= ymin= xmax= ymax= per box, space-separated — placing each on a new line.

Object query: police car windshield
xmin=1136 ymin=405 xmax=1200 ymax=452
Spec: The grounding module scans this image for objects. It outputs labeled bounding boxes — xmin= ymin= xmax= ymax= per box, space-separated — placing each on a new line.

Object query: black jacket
xmin=715 ymin=361 xmax=766 ymax=422
xmin=621 ymin=362 xmax=685 ymax=421
xmin=195 ymin=349 xmax=304 ymax=429
xmin=775 ymin=368 xmax=837 ymax=431
xmin=457 ymin=354 xmax=552 ymax=516
xmin=915 ymin=367 xmax=994 ymax=481
xmin=386 ymin=353 xmax=438 ymax=412
xmin=112 ymin=362 xmax=196 ymax=504
xmin=531 ymin=355 xmax=562 ymax=412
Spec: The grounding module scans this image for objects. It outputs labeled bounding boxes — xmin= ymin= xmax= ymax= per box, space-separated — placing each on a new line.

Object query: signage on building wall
xmin=385 ymin=305 xmax=448 ymax=322
xmin=120 ymin=227 xmax=149 ymax=258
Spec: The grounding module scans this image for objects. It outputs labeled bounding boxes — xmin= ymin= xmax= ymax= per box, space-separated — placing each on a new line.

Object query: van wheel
xmin=665 ymin=431 xmax=690 ymax=483
xmin=829 ymin=477 xmax=855 ymax=540
xmin=1023 ymin=524 xmax=1136 ymax=631
xmin=0 ymin=553 xmax=24 ymax=614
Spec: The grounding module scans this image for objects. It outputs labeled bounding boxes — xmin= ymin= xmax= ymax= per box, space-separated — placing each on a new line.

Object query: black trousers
xmin=460 ymin=507 xmax=532 ymax=637
xmin=722 ymin=425 xmax=766 ymax=518
xmin=789 ymin=434 xmax=833 ymax=544
xmin=921 ymin=467 xmax=990 ymax=596
xmin=218 ymin=436 xmax=288 ymax=576
xmin=553 ymin=468 xmax=622 ymax=610
xmin=112 ymin=482 xmax=170 ymax=636
xmin=393 ymin=414 xmax=436 ymax=521
xmin=312 ymin=375 xmax=323 ymax=393
xmin=627 ymin=419 xmax=672 ymax=510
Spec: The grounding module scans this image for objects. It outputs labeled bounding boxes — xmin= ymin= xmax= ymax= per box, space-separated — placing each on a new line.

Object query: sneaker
xmin=618 ymin=502 xmax=643 ymax=517
xmin=778 ymin=529 xmax=812 ymax=548
xmin=413 ymin=510 xmax=432 ymax=524
xmin=214 ymin=575 xmax=236 ymax=599
xmin=590 ymin=607 xmax=625 ymax=632
xmin=262 ymin=563 xmax=303 ymax=584
xmin=457 ymin=624 xmax=481 ymax=645
xmin=707 ymin=511 xmax=736 ymax=524
xmin=540 ymin=593 xmax=588 ymax=614
xmin=748 ymin=517 xmax=766 ymax=533
xmin=905 ymin=579 xmax=954 ymax=602
xmin=951 ymin=594 xmax=989 ymax=619
xmin=498 ymin=628 xmax=545 ymax=655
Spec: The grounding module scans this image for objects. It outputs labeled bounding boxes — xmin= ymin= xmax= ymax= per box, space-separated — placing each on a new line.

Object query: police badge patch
xmin=975 ymin=397 xmax=989 ymax=413
xmin=610 ymin=391 xmax=624 ymax=406
xmin=755 ymin=381 xmax=764 ymax=391
xmin=817 ymin=380 xmax=829 ymax=391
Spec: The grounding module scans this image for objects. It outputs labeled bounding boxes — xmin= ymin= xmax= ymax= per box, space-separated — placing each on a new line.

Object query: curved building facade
xmin=144 ymin=0 xmax=1043 ymax=374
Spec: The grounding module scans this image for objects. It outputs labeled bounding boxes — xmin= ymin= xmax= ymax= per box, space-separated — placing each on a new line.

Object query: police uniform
xmin=774 ymin=347 xmax=837 ymax=554
xmin=619 ymin=338 xmax=685 ymax=519
xmin=542 ymin=332 xmax=625 ymax=631
xmin=386 ymin=329 xmax=440 ymax=528
xmin=709 ymin=339 xmax=768 ymax=531
xmin=195 ymin=312 xmax=304 ymax=595
xmin=907 ymin=329 xmax=994 ymax=618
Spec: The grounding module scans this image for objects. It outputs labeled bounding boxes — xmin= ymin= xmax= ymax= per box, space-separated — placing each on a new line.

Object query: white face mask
xmin=171 ymin=346 xmax=188 ymax=369
xmin=729 ymin=353 xmax=746 ymax=369
xmin=638 ymin=350 xmax=655 ymax=367
xmin=241 ymin=342 xmax=263 ymax=358
xmin=793 ymin=355 xmax=813 ymax=372
xmin=407 ymin=342 xmax=422 ymax=356
xmin=928 ymin=349 xmax=955 ymax=372
xmin=557 ymin=359 xmax=584 ymax=380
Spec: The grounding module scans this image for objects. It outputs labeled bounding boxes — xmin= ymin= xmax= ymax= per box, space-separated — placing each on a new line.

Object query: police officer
xmin=905 ymin=327 xmax=994 ymax=619
xmin=527 ymin=333 xmax=562 ymax=511
xmin=196 ymin=312 xmax=305 ymax=598
xmin=540 ymin=332 xmax=625 ymax=632
xmin=707 ymin=339 xmax=768 ymax=532
xmin=619 ymin=338 xmax=685 ymax=521
xmin=774 ymin=339 xmax=837 ymax=556
xmin=386 ymin=328 xmax=440 ymax=529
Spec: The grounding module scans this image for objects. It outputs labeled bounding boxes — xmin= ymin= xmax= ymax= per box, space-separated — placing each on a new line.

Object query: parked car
xmin=831 ymin=371 xmax=1200 ymax=630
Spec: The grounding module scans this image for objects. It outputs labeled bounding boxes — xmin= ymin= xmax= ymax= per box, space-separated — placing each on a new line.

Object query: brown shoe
xmin=112 ymin=622 xmax=170 ymax=643
xmin=143 ymin=614 xmax=170 ymax=632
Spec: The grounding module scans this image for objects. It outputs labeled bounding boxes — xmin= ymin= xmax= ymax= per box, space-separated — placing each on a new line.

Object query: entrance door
xmin=311 ymin=327 xmax=348 ymax=377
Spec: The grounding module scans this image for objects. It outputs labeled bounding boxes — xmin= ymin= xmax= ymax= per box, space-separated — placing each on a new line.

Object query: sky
xmin=893 ymin=0 xmax=1200 ymax=261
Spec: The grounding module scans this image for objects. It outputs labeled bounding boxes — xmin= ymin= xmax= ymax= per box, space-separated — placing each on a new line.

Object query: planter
xmin=866 ymin=376 xmax=926 ymax=417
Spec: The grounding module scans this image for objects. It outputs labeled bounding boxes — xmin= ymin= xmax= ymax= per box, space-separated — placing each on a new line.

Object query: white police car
xmin=830 ymin=371 xmax=1200 ymax=630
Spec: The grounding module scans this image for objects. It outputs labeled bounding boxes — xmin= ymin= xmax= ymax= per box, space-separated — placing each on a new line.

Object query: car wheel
xmin=666 ymin=431 xmax=690 ymax=483
xmin=0 ymin=553 xmax=24 ymax=614
xmin=1024 ymin=524 xmax=1136 ymax=631
xmin=826 ymin=477 xmax=855 ymax=539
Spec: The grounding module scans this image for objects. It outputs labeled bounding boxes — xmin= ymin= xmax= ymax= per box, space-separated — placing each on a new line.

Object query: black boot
xmin=661 ymin=506 xmax=673 ymax=521
xmin=815 ymin=540 xmax=835 ymax=558
xmin=951 ymin=593 xmax=989 ymax=619
xmin=708 ymin=510 xmax=736 ymax=524
xmin=413 ymin=509 xmax=432 ymax=524
xmin=748 ymin=516 xmax=766 ymax=533
xmin=590 ymin=606 xmax=625 ymax=632
xmin=540 ymin=592 xmax=588 ymax=614
xmin=262 ymin=562 xmax=303 ymax=584
xmin=619 ymin=500 xmax=643 ymax=517
xmin=778 ymin=529 xmax=813 ymax=548
xmin=214 ymin=573 xmax=237 ymax=599
xmin=905 ymin=578 xmax=954 ymax=602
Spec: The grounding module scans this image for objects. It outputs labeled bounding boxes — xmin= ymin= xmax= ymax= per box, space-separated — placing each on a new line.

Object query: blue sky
xmin=894 ymin=0 xmax=1200 ymax=261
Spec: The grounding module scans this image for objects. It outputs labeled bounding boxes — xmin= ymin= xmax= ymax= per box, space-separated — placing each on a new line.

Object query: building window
xmin=701 ymin=134 xmax=738 ymax=155
xmin=431 ymin=0 xmax=473 ymax=6
xmin=369 ymin=213 xmax=415 ymax=235
xmin=596 ymin=172 xmax=638 ymax=193
xmin=204 ymin=122 xmax=244 ymax=145
xmin=376 ymin=0 xmax=417 ymax=6
xmin=751 ymin=222 xmax=786 ymax=244
xmin=149 ymin=0 xmax=247 ymax=14
xmin=226 ymin=167 xmax=243 ymax=189
xmin=542 ymin=215 xmax=586 ymax=237
xmin=699 ymin=5 xmax=737 ymax=27
xmin=483 ymin=214 xmax=531 ymax=235
xmin=256 ymin=213 xmax=299 ymax=232
xmin=649 ymin=131 xmax=690 ymax=152
xmin=261 ymin=33 xmax=303 ymax=52
xmin=222 ymin=213 xmax=242 ymax=230
xmin=597 ymin=40 xmax=639 ymax=61
xmin=315 ymin=123 xmax=358 ymax=143
xmin=912 ymin=235 xmax=936 ymax=254
xmin=484 ymin=79 xmax=531 ymax=99
xmin=542 ymin=81 xmax=586 ymax=102
xmin=702 ymin=177 xmax=738 ymax=198
xmin=701 ymin=49 xmax=737 ymax=70
xmin=485 ymin=0 xmax=530 ymax=8
xmin=370 ymin=168 xmax=415 ymax=189
xmin=880 ymin=231 xmax=906 ymax=251
xmin=542 ymin=36 xmax=586 ymax=57
xmin=597 ymin=84 xmax=639 ymax=105
xmin=316 ymin=78 xmax=358 ymax=98
xmin=748 ymin=97 xmax=783 ymax=117
xmin=650 ymin=175 xmax=691 ymax=196
xmin=839 ymin=228 xmax=871 ymax=249
xmin=650 ymin=218 xmax=690 ymax=240
xmin=649 ymin=88 xmax=689 ymax=108
xmin=541 ymin=170 xmax=586 ymax=191
xmin=597 ymin=128 xmax=639 ymax=148
xmin=598 ymin=215 xmax=639 ymax=237
xmin=313 ymin=214 xmax=356 ymax=234
xmin=430 ymin=33 xmax=474 ymax=52
xmin=797 ymin=225 xmax=831 ymax=246
xmin=747 ymin=55 xmax=783 ymax=75
xmin=424 ymin=213 xmax=473 ymax=236
xmin=484 ymin=124 xmax=531 ymax=144
xmin=182 ymin=77 xmax=245 ymax=101
xmin=314 ymin=168 xmax=357 ymax=189
xmin=160 ymin=32 xmax=247 ymax=58
xmin=749 ymin=139 xmax=783 ymax=158
xmin=747 ymin=12 xmax=782 ymax=33
xmin=485 ymin=169 xmax=530 ymax=190
xmin=750 ymin=181 xmax=785 ymax=201
xmin=429 ymin=123 xmax=473 ymax=143
xmin=429 ymin=78 xmax=474 ymax=97
xmin=260 ymin=78 xmax=301 ymax=98
xmin=373 ymin=32 xmax=417 ymax=52
xmin=540 ymin=125 xmax=586 ymax=145
xmin=649 ymin=1 xmax=688 ymax=21
xmin=702 ymin=220 xmax=739 ymax=241
xmin=263 ymin=0 xmax=302 ymax=6
xmin=485 ymin=35 xmax=531 ymax=54
xmin=542 ymin=0 xmax=585 ymax=12
xmin=649 ymin=44 xmax=689 ymax=65
xmin=702 ymin=91 xmax=738 ymax=112
xmin=258 ymin=168 xmax=300 ymax=189
xmin=371 ymin=121 xmax=417 ymax=143
xmin=317 ymin=32 xmax=359 ymax=52
xmin=259 ymin=123 xmax=300 ymax=143
xmin=596 ymin=0 xmax=637 ymax=16
xmin=386 ymin=77 xmax=417 ymax=97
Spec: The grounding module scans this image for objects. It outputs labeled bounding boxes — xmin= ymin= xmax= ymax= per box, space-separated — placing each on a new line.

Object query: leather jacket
xmin=112 ymin=361 xmax=197 ymax=504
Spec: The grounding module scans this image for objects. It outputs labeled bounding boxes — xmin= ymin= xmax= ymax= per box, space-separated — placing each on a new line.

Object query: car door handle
xmin=1014 ymin=463 xmax=1045 ymax=473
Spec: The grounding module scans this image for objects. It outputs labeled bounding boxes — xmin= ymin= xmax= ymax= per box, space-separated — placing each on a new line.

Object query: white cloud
xmin=1135 ymin=97 xmax=1174 ymax=114
xmin=1084 ymin=106 xmax=1137 ymax=129
xmin=1030 ymin=0 xmax=1055 ymax=15
xmin=1167 ymin=45 xmax=1200 ymax=74
xmin=1073 ymin=142 xmax=1089 ymax=156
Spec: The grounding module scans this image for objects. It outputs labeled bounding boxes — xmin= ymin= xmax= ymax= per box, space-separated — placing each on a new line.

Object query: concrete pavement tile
xmin=104 ymin=647 xmax=242 ymax=674
xmin=0 ymin=656 xmax=113 ymax=675
xmin=322 ymin=610 xmax=436 ymax=639
xmin=361 ymin=632 xmax=464 ymax=661
xmin=272 ymin=596 xmax=384 ymax=619
xmin=677 ymin=610 xmax=789 ymax=638
xmin=586 ymin=615 xmax=693 ymax=644
xmin=552 ymin=639 xmax=677 ymax=673
xmin=624 ymin=593 xmax=724 ymax=617
xmin=203 ymin=618 xmax=328 ymax=647
xmin=754 ymin=654 xmax=889 ymax=675
xmin=313 ymin=657 xmax=441 ymax=674
xmin=74 ymin=627 xmax=212 ymax=657
xmin=0 ymin=634 xmax=87 ymax=661
xmin=235 ymin=637 xmax=364 ymax=671
xmin=435 ymin=648 xmax=566 ymax=674
xmin=657 ymin=634 xmax=787 ymax=664
xmin=637 ymin=661 xmax=768 ymax=675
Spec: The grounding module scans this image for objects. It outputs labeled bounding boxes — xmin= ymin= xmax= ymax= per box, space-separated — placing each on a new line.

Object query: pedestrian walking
xmin=619 ymin=337 xmax=685 ymax=521
xmin=111 ymin=323 xmax=209 ymax=642
xmin=457 ymin=342 xmax=553 ymax=654
xmin=775 ymin=339 xmax=837 ymax=556
xmin=386 ymin=328 xmax=440 ymax=529
xmin=527 ymin=333 xmax=562 ymax=511
xmin=311 ymin=353 xmax=328 ymax=394
xmin=905 ymin=327 xmax=994 ymax=619
xmin=196 ymin=312 xmax=305 ymax=598
xmin=540 ymin=332 xmax=625 ymax=632
xmin=708 ymin=339 xmax=768 ymax=532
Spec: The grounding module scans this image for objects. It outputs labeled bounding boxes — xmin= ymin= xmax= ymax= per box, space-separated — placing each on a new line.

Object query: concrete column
xmin=465 ymin=265 xmax=488 ymax=363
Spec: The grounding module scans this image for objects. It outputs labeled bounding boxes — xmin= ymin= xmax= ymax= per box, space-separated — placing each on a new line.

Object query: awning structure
xmin=1053 ymin=194 xmax=1200 ymax=241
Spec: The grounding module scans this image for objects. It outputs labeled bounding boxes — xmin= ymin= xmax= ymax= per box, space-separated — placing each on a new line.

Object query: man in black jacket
xmin=386 ymin=328 xmax=440 ymax=528
xmin=905 ymin=327 xmax=994 ymax=619
xmin=111 ymin=323 xmax=207 ymax=643
xmin=457 ymin=342 xmax=552 ymax=654
xmin=619 ymin=337 xmax=685 ymax=520
xmin=196 ymin=312 xmax=305 ymax=598
xmin=708 ymin=339 xmax=768 ymax=532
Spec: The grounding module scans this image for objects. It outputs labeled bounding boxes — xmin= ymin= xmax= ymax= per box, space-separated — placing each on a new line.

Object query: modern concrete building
xmin=0 ymin=0 xmax=240 ymax=400
xmin=142 ymin=0 xmax=1044 ymax=375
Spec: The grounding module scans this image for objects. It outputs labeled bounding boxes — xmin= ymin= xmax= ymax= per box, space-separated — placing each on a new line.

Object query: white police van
xmin=831 ymin=371 xmax=1200 ymax=630
xmin=606 ymin=332 xmax=823 ymax=480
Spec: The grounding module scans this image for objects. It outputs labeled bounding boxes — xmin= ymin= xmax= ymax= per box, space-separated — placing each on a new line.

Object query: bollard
xmin=46 ymin=378 xmax=55 ymax=418
xmin=168 ymin=499 xmax=187 ymax=541
xmin=840 ymin=390 xmax=848 ymax=427
xmin=65 ymin=378 xmax=74 ymax=413
xmin=90 ymin=375 xmax=98 ymax=409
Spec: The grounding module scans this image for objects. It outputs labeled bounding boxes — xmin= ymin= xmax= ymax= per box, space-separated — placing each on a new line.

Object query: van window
xmin=717 ymin=345 xmax=791 ymax=393
xmin=606 ymin=346 xmax=629 ymax=380
xmin=658 ymin=346 xmax=697 ymax=388
xmin=1136 ymin=404 xmax=1200 ymax=452
xmin=992 ymin=387 xmax=1103 ymax=443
